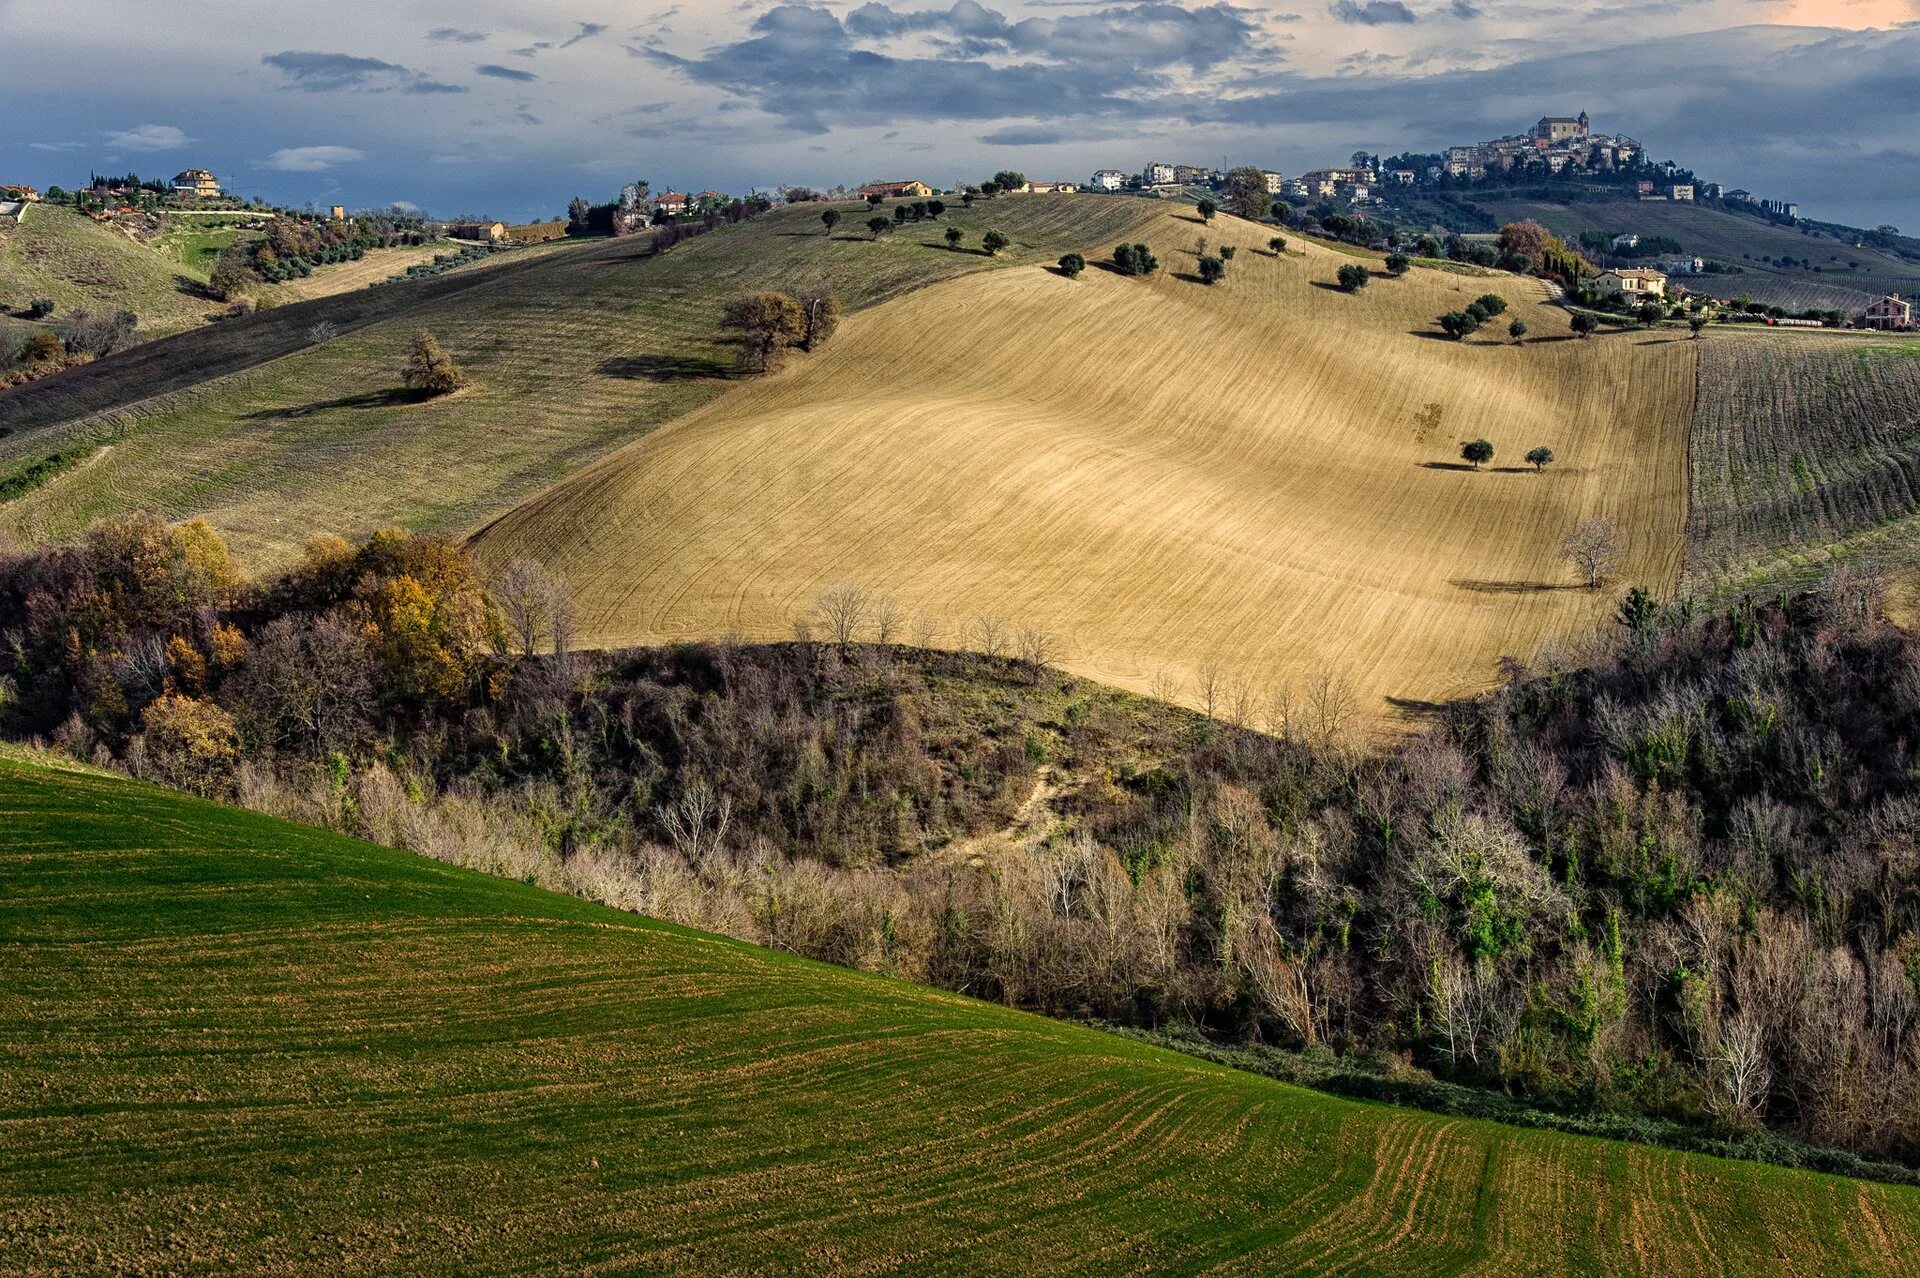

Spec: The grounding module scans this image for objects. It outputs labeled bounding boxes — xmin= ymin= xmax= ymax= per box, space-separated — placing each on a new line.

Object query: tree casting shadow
xmin=1449 ymin=578 xmax=1585 ymax=594
xmin=246 ymin=388 xmax=425 ymax=419
xmin=599 ymin=354 xmax=733 ymax=382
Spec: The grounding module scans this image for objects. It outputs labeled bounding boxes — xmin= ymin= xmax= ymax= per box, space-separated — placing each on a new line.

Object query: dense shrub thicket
xmin=6 ymin=519 xmax=1920 ymax=1165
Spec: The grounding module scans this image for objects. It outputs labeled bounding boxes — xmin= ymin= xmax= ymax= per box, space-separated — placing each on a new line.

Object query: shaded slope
xmin=0 ymin=196 xmax=1161 ymax=568
xmin=3 ymin=752 xmax=1918 ymax=1275
xmin=475 ymin=210 xmax=1694 ymax=724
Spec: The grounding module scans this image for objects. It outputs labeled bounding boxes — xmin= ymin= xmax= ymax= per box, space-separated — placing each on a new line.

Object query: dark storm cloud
xmin=842 ymin=2 xmax=1263 ymax=71
xmin=644 ymin=3 xmax=1267 ymax=132
xmin=561 ymin=22 xmax=610 ymax=48
xmin=1329 ymin=1 xmax=1416 ymax=25
xmin=477 ymin=63 xmax=540 ymax=82
xmin=262 ymin=50 xmax=470 ymax=94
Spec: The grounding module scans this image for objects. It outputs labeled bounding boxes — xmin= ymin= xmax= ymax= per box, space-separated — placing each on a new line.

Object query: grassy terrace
xmin=0 ymin=195 xmax=1159 ymax=570
xmin=4 ymin=752 xmax=1919 ymax=1274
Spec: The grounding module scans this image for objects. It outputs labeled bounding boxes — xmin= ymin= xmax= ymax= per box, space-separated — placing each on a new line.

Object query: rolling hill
xmin=471 ymin=206 xmax=1694 ymax=725
xmin=0 ymin=195 xmax=1162 ymax=566
xmin=1473 ymin=197 xmax=1920 ymax=312
xmin=0 ymin=203 xmax=222 ymax=335
xmin=4 ymin=748 xmax=1918 ymax=1275
xmin=0 ymin=203 xmax=476 ymax=349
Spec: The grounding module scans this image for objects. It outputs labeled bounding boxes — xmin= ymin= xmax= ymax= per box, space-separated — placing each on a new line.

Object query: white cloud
xmin=104 ymin=123 xmax=190 ymax=151
xmin=265 ymin=145 xmax=366 ymax=171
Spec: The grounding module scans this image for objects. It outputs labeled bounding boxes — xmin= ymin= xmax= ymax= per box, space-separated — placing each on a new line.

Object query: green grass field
xmin=0 ymin=204 xmax=218 ymax=335
xmin=4 ymin=751 xmax=1919 ymax=1274
xmin=1476 ymin=198 xmax=1920 ymax=311
xmin=0 ymin=195 xmax=1161 ymax=570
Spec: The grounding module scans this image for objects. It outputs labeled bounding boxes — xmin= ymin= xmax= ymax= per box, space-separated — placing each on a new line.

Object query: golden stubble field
xmin=474 ymin=210 xmax=1697 ymax=725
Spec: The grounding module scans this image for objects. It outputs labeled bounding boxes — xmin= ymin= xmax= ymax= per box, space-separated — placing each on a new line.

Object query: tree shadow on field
xmin=247 ymin=388 xmax=424 ymax=419
xmin=1310 ymin=281 xmax=1352 ymax=293
xmin=1387 ymin=695 xmax=1455 ymax=722
xmin=599 ymin=354 xmax=733 ymax=382
xmin=1449 ymin=578 xmax=1584 ymax=594
xmin=1175 ymin=214 xmax=1210 ymax=225
xmin=916 ymin=241 xmax=992 ymax=256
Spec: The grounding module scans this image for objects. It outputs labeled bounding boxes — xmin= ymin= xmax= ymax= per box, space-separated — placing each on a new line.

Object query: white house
xmin=1143 ymin=162 xmax=1175 ymax=186
xmin=1611 ymin=232 xmax=1640 ymax=251
xmin=1669 ymin=183 xmax=1694 ymax=201
xmin=1090 ymin=169 xmax=1130 ymax=191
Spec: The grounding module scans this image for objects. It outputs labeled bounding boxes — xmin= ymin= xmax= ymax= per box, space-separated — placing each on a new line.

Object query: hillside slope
xmin=0 ymin=203 xmax=218 ymax=335
xmin=474 ymin=209 xmax=1694 ymax=724
xmin=3 ymin=752 xmax=1917 ymax=1275
xmin=1687 ymin=332 xmax=1920 ymax=590
xmin=0 ymin=196 xmax=1160 ymax=567
xmin=1476 ymin=198 xmax=1920 ymax=312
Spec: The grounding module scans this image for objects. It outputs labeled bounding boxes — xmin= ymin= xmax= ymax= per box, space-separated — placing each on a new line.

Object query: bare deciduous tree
xmin=871 ymin=594 xmax=903 ymax=646
xmin=497 ymin=557 xmax=558 ymax=658
xmin=1562 ymin=516 xmax=1624 ymax=591
xmin=1015 ymin=625 xmax=1060 ymax=668
xmin=656 ymin=783 xmax=734 ymax=864
xmin=909 ymin=610 xmax=941 ymax=649
xmin=816 ymin=581 xmax=870 ymax=647
xmin=974 ymin=613 xmax=1007 ymax=658
xmin=1306 ymin=668 xmax=1357 ymax=750
xmin=1196 ymin=660 xmax=1223 ymax=720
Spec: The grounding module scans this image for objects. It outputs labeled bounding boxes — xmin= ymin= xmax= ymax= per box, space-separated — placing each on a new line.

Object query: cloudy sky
xmin=2 ymin=0 xmax=1916 ymax=227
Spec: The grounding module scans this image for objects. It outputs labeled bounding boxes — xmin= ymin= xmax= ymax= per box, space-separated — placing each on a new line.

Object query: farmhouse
xmin=1592 ymin=268 xmax=1668 ymax=299
xmin=171 ymin=168 xmax=222 ymax=199
xmin=0 ymin=184 xmax=39 ymax=202
xmin=858 ymin=180 xmax=932 ymax=200
xmin=649 ymin=191 xmax=690 ymax=217
xmin=1027 ymin=181 xmax=1078 ymax=194
xmin=1862 ymin=293 xmax=1914 ymax=331
xmin=448 ymin=221 xmax=508 ymax=242
xmin=1089 ymin=169 xmax=1130 ymax=191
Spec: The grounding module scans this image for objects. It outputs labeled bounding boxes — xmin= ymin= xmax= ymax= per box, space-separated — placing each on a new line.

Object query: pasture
xmin=0 ymin=197 xmax=1160 ymax=566
xmin=475 ymin=208 xmax=1695 ymax=725
xmin=0 ymin=203 xmax=217 ymax=335
xmin=4 ymin=751 xmax=1918 ymax=1275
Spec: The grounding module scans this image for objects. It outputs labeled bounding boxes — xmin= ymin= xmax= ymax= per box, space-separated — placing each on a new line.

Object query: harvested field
xmin=4 ymin=752 xmax=1918 ymax=1275
xmin=475 ymin=208 xmax=1695 ymax=725
xmin=0 ymin=196 xmax=1161 ymax=568
xmin=1686 ymin=332 xmax=1920 ymax=589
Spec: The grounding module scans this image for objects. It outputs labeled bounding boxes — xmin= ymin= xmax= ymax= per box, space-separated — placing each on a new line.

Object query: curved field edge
xmin=473 ymin=208 xmax=1693 ymax=727
xmin=0 ymin=197 xmax=1162 ymax=570
xmin=2 ymin=753 xmax=1916 ymax=1276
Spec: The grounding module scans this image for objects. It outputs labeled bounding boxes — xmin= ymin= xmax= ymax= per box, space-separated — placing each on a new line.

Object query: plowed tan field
xmin=475 ymin=210 xmax=1695 ymax=724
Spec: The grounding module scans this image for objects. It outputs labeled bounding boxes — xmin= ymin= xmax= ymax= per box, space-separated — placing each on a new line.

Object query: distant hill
xmin=0 ymin=203 xmax=473 ymax=346
xmin=1400 ymin=192 xmax=1920 ymax=312
xmin=5 ymin=748 xmax=1918 ymax=1274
